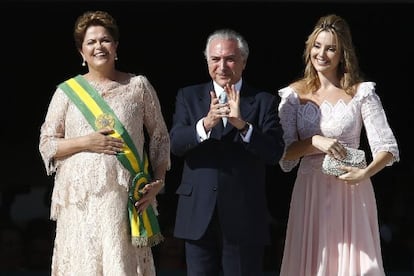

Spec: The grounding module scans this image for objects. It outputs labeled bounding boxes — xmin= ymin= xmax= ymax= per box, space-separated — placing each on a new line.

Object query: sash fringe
xmin=131 ymin=233 xmax=164 ymax=247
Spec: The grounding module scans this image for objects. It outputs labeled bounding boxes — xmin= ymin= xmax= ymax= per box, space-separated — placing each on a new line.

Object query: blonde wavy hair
xmin=295 ymin=14 xmax=364 ymax=95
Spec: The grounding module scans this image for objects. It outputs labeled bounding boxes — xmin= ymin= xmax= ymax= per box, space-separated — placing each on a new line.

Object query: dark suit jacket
xmin=170 ymin=81 xmax=284 ymax=246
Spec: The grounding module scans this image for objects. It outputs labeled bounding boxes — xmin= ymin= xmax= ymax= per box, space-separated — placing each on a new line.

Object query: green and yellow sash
xmin=58 ymin=75 xmax=163 ymax=247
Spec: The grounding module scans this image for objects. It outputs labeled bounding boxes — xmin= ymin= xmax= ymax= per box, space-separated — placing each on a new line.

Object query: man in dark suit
xmin=169 ymin=28 xmax=285 ymax=276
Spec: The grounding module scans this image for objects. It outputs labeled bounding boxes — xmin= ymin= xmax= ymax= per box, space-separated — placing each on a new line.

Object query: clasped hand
xmin=312 ymin=135 xmax=368 ymax=184
xmin=312 ymin=135 xmax=347 ymax=160
xmin=203 ymin=84 xmax=241 ymax=131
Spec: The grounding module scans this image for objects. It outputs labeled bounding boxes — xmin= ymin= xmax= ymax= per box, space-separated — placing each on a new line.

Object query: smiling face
xmin=80 ymin=25 xmax=118 ymax=70
xmin=310 ymin=30 xmax=342 ymax=77
xmin=206 ymin=38 xmax=246 ymax=88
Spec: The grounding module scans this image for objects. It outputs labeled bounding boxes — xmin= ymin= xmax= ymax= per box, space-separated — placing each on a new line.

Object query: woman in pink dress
xmin=277 ymin=14 xmax=399 ymax=276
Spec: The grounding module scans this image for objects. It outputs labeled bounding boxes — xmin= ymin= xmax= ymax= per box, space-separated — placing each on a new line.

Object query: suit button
xmin=213 ymin=186 xmax=217 ymax=191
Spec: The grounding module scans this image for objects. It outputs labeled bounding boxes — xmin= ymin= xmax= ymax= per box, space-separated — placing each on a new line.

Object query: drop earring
xmin=115 ymin=56 xmax=118 ymax=61
xmin=82 ymin=60 xmax=86 ymax=67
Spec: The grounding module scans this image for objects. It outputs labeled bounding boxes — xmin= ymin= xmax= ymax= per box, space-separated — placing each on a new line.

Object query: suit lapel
xmin=239 ymin=84 xmax=256 ymax=119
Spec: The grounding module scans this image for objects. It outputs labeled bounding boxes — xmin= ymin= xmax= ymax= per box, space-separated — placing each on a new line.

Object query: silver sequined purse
xmin=322 ymin=147 xmax=367 ymax=176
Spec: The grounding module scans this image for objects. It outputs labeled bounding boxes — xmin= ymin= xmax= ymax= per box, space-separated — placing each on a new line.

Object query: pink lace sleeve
xmin=359 ymin=83 xmax=400 ymax=165
xmin=278 ymin=87 xmax=301 ymax=172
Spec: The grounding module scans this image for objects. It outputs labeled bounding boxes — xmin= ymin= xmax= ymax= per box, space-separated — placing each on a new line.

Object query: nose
xmin=317 ymin=50 xmax=325 ymax=58
xmin=219 ymin=59 xmax=227 ymax=69
xmin=317 ymin=48 xmax=326 ymax=58
xmin=93 ymin=40 xmax=105 ymax=48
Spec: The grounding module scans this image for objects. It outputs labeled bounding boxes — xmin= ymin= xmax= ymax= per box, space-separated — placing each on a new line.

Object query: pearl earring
xmin=82 ymin=60 xmax=86 ymax=67
xmin=115 ymin=56 xmax=118 ymax=61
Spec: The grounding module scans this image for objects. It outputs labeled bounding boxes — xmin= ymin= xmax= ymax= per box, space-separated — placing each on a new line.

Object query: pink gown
xmin=39 ymin=75 xmax=170 ymax=276
xmin=277 ymin=82 xmax=399 ymax=276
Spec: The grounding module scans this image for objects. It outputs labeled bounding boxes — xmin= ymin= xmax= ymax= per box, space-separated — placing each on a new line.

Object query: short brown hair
xmin=73 ymin=10 xmax=119 ymax=50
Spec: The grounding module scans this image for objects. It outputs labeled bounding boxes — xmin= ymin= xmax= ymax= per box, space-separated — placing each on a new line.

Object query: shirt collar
xmin=213 ymin=79 xmax=243 ymax=97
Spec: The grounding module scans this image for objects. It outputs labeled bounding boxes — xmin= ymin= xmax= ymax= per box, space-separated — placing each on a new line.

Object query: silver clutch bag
xmin=322 ymin=147 xmax=367 ymax=176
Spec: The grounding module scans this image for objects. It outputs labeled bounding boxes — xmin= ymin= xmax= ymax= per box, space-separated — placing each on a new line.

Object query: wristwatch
xmin=238 ymin=121 xmax=251 ymax=135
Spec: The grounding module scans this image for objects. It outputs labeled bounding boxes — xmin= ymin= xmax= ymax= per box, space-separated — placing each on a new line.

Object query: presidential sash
xmin=58 ymin=75 xmax=163 ymax=247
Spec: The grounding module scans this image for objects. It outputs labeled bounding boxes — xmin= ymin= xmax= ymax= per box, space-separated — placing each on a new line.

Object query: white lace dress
xmin=39 ymin=74 xmax=170 ymax=276
xmin=277 ymin=82 xmax=399 ymax=276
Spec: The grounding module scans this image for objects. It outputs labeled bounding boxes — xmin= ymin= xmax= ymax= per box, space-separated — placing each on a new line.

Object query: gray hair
xmin=203 ymin=29 xmax=249 ymax=61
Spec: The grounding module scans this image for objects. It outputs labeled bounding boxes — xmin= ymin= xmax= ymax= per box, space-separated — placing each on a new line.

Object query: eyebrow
xmin=209 ymin=54 xmax=238 ymax=59
xmin=314 ymin=41 xmax=336 ymax=47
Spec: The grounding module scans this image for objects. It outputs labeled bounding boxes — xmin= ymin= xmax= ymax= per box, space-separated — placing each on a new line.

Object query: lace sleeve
xmin=39 ymin=88 xmax=69 ymax=175
xmin=359 ymin=83 xmax=400 ymax=165
xmin=140 ymin=76 xmax=171 ymax=171
xmin=278 ymin=87 xmax=300 ymax=172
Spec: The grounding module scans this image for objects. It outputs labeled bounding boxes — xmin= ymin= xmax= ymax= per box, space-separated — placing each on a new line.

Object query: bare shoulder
xmin=289 ymin=80 xmax=306 ymax=95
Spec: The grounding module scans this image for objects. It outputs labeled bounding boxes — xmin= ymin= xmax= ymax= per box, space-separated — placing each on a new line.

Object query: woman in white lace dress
xmin=277 ymin=14 xmax=399 ymax=276
xmin=39 ymin=11 xmax=170 ymax=276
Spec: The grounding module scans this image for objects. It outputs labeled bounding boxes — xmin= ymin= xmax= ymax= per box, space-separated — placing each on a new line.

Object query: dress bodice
xmin=277 ymin=81 xmax=399 ymax=172
xmin=39 ymin=74 xmax=171 ymax=219
xmin=294 ymin=98 xmax=364 ymax=148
